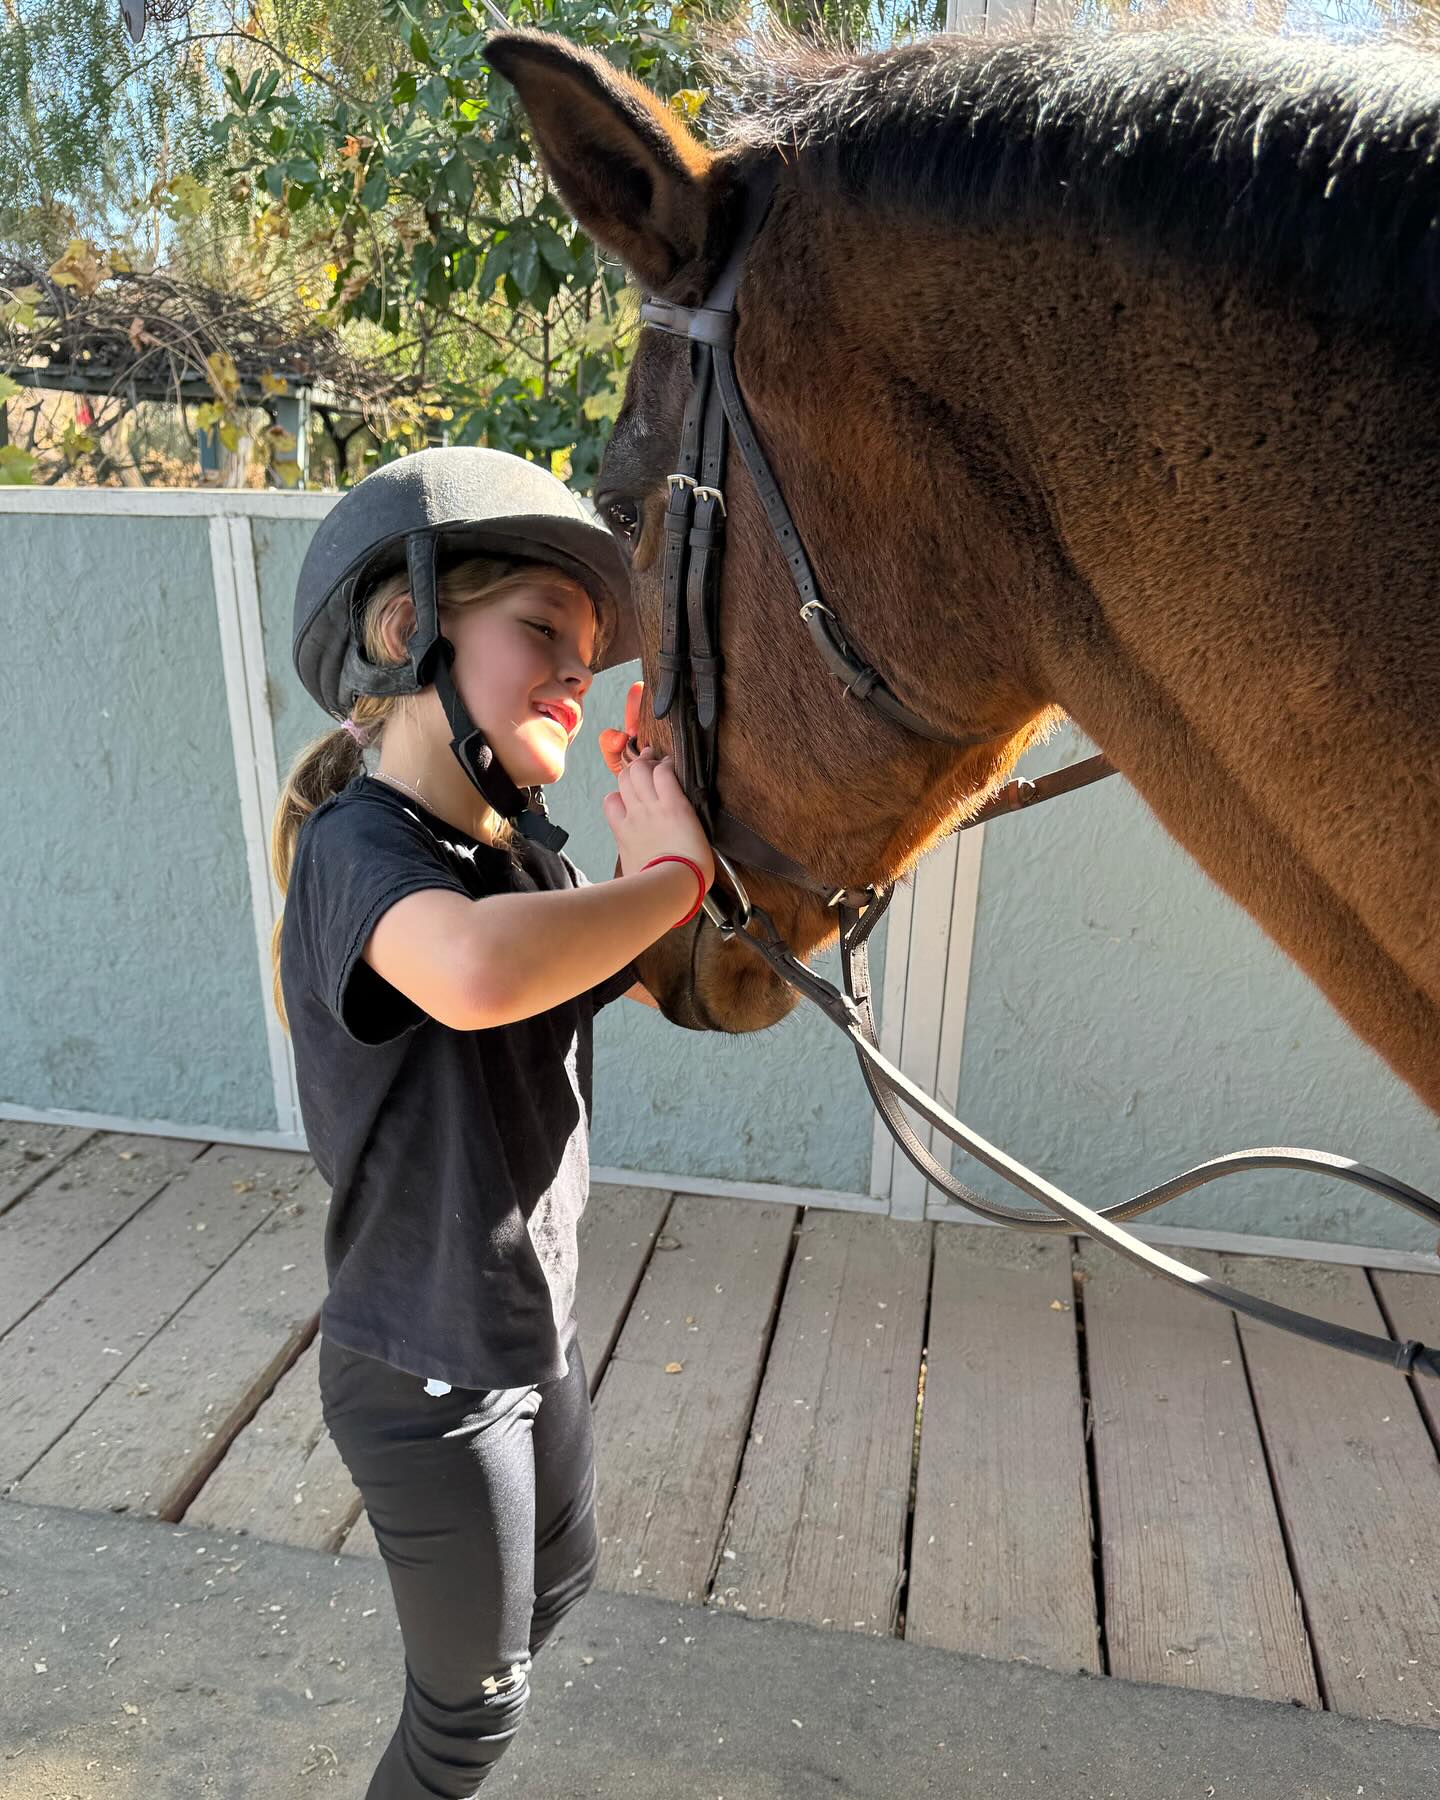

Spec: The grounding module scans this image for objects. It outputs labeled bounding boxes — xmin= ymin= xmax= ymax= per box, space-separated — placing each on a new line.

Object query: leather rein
xmin=635 ymin=168 xmax=1440 ymax=1381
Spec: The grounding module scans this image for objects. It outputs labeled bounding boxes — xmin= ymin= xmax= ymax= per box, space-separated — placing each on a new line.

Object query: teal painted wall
xmin=957 ymin=727 xmax=1440 ymax=1251
xmin=11 ymin=499 xmax=1435 ymax=1241
xmin=1 ymin=511 xmax=276 ymax=1132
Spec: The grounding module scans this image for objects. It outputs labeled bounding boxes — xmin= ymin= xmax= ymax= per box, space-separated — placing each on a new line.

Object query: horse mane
xmin=716 ymin=26 xmax=1440 ymax=334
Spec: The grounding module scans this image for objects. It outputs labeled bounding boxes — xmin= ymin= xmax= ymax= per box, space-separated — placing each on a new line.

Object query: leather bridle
xmin=634 ymin=164 xmax=1440 ymax=1381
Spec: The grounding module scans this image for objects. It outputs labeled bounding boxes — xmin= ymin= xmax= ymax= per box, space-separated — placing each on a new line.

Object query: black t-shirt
xmin=280 ymin=775 xmax=634 ymax=1389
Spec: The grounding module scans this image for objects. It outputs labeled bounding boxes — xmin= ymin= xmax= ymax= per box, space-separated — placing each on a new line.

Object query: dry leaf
xmin=48 ymin=239 xmax=108 ymax=297
xmin=205 ymin=350 xmax=241 ymax=404
xmin=664 ymin=1362 xmax=684 ymax=1375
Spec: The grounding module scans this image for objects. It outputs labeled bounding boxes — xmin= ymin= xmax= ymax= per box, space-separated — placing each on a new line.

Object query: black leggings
xmin=319 ymin=1329 xmax=599 ymax=1798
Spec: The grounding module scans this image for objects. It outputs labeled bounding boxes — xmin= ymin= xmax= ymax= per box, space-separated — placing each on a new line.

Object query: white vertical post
xmin=210 ymin=514 xmax=304 ymax=1142
xmin=869 ymin=825 xmax=987 ymax=1217
xmin=945 ymin=0 xmax=1039 ymax=29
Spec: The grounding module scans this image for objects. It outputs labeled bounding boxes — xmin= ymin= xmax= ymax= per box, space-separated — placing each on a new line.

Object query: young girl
xmin=270 ymin=447 xmax=712 ymax=1798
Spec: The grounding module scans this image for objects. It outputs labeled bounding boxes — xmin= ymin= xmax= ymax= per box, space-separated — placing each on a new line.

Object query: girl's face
xmin=441 ymin=576 xmax=597 ymax=788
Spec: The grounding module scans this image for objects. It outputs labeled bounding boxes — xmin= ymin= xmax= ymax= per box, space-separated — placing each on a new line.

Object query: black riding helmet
xmin=292 ymin=447 xmax=637 ymax=851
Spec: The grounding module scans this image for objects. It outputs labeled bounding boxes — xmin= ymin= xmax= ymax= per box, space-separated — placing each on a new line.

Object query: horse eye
xmin=604 ymin=497 xmax=641 ymax=543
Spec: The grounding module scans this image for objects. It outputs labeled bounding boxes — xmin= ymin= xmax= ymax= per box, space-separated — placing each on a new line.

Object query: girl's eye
xmin=527 ymin=620 xmax=558 ymax=640
xmin=603 ymin=497 xmax=641 ymax=543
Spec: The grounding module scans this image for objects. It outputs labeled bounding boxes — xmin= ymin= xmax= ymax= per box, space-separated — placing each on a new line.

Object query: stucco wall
xmin=6 ymin=494 xmax=1436 ymax=1243
xmin=3 ymin=510 xmax=275 ymax=1131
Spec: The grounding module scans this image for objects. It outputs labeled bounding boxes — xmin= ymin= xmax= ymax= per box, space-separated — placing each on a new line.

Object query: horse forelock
xmin=711 ymin=25 xmax=1440 ymax=333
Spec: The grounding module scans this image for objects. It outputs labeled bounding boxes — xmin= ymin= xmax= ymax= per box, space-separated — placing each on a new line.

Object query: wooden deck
xmin=5 ymin=1123 xmax=1440 ymax=1730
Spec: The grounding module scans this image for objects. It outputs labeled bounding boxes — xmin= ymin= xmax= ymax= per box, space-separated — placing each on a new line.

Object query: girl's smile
xmin=369 ymin=568 xmax=598 ymax=843
xmin=444 ymin=574 xmax=596 ymax=791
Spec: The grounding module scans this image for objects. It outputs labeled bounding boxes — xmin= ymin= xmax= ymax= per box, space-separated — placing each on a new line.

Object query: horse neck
xmin=755 ymin=192 xmax=1440 ymax=1113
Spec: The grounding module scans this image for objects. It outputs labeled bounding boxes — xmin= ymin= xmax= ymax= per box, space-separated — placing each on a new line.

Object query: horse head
xmin=487 ymin=31 xmax=1061 ymax=1033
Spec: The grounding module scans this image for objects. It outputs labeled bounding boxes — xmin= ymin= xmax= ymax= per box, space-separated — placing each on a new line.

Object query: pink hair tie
xmin=340 ymin=718 xmax=374 ymax=748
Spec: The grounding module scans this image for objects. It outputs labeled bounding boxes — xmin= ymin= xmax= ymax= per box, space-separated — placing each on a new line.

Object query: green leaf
xmin=0 ymin=445 xmax=36 ymax=486
xmin=508 ymin=233 xmax=539 ymax=298
xmin=391 ymin=71 xmax=418 ymax=105
xmin=419 ymin=74 xmax=449 ymax=118
xmin=409 ymin=24 xmax=432 ymax=65
xmin=440 ymin=154 xmax=473 ymax=209
xmin=533 ymin=221 xmax=572 ymax=276
xmin=0 ymin=374 xmax=21 ymax=403
xmin=361 ymin=169 xmax=389 ymax=211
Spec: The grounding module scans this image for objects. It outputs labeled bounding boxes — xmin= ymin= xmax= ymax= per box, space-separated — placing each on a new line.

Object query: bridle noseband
xmin=634 ymin=163 xmax=1440 ymax=1382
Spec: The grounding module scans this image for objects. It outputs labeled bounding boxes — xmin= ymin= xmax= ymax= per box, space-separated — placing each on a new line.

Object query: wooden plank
xmin=591 ymin=1193 xmax=795 ymax=1602
xmin=185 ymin=1338 xmax=360 ymax=1550
xmin=18 ymin=1168 xmax=328 ymax=1518
xmin=1371 ymin=1268 xmax=1440 ymax=1445
xmin=907 ymin=1226 xmax=1099 ymax=1672
xmin=0 ymin=1145 xmax=309 ymax=1494
xmin=574 ymin=1183 xmax=674 ymax=1394
xmin=0 ymin=1133 xmax=205 ymax=1336
xmin=718 ymin=1212 xmax=929 ymax=1633
xmin=1202 ymin=1251 xmax=1440 ymax=1727
xmin=1079 ymin=1243 xmax=1318 ymax=1705
xmin=0 ymin=1122 xmax=97 ymax=1215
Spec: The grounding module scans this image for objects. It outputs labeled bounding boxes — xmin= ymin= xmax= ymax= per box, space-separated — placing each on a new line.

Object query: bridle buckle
xmin=701 ymin=848 xmax=753 ymax=941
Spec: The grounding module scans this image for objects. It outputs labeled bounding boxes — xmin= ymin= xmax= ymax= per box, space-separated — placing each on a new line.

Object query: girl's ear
xmin=377 ymin=591 xmax=418 ymax=665
xmin=484 ymin=30 xmax=721 ymax=296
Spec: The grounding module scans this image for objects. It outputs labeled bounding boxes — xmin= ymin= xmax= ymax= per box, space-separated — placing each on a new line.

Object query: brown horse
xmin=486 ymin=25 xmax=1440 ymax=1118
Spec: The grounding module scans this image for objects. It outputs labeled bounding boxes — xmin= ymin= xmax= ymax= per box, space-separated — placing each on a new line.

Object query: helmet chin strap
xmin=431 ymin=649 xmax=569 ymax=853
xmin=396 ymin=530 xmax=569 ymax=854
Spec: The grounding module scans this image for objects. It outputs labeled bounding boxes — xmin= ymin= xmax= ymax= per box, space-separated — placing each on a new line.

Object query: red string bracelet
xmin=642 ymin=855 xmax=709 ymax=929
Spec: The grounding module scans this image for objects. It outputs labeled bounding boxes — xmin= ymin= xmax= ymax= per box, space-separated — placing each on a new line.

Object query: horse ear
xmin=485 ymin=31 xmax=716 ymax=295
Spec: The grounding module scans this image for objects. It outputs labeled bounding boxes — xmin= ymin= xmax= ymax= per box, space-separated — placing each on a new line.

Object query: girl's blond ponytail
xmin=269 ymin=722 xmax=375 ymax=1032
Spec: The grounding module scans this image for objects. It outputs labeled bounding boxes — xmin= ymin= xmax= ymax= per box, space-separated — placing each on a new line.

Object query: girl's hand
xmin=598 ymin=680 xmax=645 ymax=776
xmin=602 ymin=750 xmax=715 ymax=891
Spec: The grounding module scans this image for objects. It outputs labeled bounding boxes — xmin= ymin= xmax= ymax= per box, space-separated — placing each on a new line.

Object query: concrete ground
xmin=3 ymin=1497 xmax=1437 ymax=1800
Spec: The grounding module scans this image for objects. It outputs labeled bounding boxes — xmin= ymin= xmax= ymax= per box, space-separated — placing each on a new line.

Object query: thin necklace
xmin=368 ymin=768 xmax=430 ymax=809
xmin=368 ymin=769 xmax=498 ymax=849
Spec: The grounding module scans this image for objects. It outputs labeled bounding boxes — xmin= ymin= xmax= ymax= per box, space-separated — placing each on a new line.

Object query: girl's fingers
xmin=649 ymin=755 xmax=683 ymax=799
xmin=624 ymin=681 xmax=644 ymax=739
xmin=623 ymin=753 xmax=657 ymax=801
xmin=602 ymin=790 xmax=626 ymax=829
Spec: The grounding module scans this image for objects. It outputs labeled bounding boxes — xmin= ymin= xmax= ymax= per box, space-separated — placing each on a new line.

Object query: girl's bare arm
xmin=364 ymin=863 xmax=694 ymax=1030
